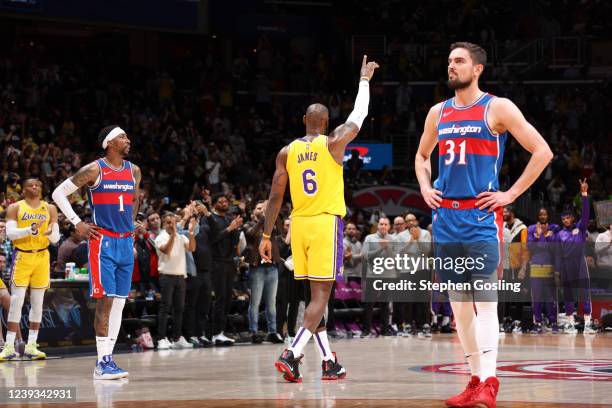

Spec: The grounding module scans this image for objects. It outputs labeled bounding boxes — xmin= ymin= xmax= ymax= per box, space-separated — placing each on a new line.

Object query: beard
xmin=447 ymin=76 xmax=472 ymax=90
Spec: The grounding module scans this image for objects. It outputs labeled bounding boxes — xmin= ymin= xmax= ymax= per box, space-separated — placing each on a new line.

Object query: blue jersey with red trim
xmin=87 ymin=158 xmax=135 ymax=233
xmin=433 ymin=93 xmax=507 ymax=198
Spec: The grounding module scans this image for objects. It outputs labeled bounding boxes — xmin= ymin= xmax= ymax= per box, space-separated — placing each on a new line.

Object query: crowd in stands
xmin=1 ymin=1 xmax=612 ymax=346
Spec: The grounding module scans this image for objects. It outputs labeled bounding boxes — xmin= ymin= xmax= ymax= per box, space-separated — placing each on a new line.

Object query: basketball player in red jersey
xmin=53 ymin=126 xmax=141 ymax=380
xmin=415 ymin=43 xmax=553 ymax=407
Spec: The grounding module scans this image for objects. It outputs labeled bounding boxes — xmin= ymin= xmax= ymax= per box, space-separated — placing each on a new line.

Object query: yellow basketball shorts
xmin=290 ymin=214 xmax=343 ymax=281
xmin=10 ymin=249 xmax=50 ymax=289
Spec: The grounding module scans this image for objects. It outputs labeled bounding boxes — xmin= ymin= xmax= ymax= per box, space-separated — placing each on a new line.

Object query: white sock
xmin=465 ymin=352 xmax=481 ymax=379
xmin=475 ymin=302 xmax=499 ymax=380
xmin=96 ymin=336 xmax=109 ymax=363
xmin=568 ymin=314 xmax=575 ymax=325
xmin=107 ymin=298 xmax=126 ymax=356
xmin=584 ymin=315 xmax=591 ymax=326
xmin=441 ymin=316 xmax=450 ymax=326
xmin=6 ymin=331 xmax=17 ymax=347
xmin=288 ymin=327 xmax=312 ymax=357
xmin=314 ymin=331 xmax=335 ymax=362
xmin=450 ymin=296 xmax=480 ymax=378
xmin=108 ymin=338 xmax=117 ymax=357
xmin=27 ymin=329 xmax=39 ymax=345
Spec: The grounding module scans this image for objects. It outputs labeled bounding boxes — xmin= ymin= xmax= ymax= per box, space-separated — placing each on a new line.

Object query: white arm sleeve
xmin=6 ymin=220 xmax=31 ymax=240
xmin=52 ymin=179 xmax=82 ymax=226
xmin=48 ymin=223 xmax=61 ymax=244
xmin=346 ymin=80 xmax=370 ymax=129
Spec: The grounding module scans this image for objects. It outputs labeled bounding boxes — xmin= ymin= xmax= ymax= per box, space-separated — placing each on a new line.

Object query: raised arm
xmin=415 ymin=103 xmax=444 ymax=209
xmin=52 ymin=161 xmax=101 ymax=239
xmin=327 ymin=55 xmax=379 ymax=164
xmin=577 ymin=179 xmax=589 ymax=232
xmin=259 ymin=146 xmax=289 ymax=262
xmin=476 ymin=98 xmax=553 ymax=211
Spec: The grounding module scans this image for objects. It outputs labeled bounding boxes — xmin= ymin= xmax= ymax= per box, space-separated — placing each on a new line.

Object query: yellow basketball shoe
xmin=23 ymin=343 xmax=46 ymax=360
xmin=0 ymin=344 xmax=19 ymax=361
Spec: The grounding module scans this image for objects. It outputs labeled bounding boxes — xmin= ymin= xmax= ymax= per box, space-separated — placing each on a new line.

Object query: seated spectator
xmin=54 ymin=224 xmax=85 ymax=275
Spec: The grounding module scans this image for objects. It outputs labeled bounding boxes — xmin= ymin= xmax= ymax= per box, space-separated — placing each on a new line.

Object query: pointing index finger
xmin=362 ymin=55 xmax=367 ymax=67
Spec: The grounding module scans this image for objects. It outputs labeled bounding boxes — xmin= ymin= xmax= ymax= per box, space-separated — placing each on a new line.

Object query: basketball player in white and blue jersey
xmin=415 ymin=42 xmax=553 ymax=407
xmin=53 ymin=126 xmax=141 ymax=380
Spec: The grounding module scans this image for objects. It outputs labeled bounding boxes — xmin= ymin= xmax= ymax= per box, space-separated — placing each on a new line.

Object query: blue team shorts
xmin=432 ymin=202 xmax=503 ymax=284
xmin=88 ymin=231 xmax=134 ymax=298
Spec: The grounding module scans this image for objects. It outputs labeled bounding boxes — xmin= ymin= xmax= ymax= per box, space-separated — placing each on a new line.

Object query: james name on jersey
xmin=297 ymin=151 xmax=318 ymax=163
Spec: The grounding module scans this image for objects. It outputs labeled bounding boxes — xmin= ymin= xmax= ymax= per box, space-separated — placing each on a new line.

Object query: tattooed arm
xmin=259 ymin=146 xmax=289 ymax=262
xmin=52 ymin=161 xmax=101 ymax=239
xmin=70 ymin=162 xmax=100 ymax=188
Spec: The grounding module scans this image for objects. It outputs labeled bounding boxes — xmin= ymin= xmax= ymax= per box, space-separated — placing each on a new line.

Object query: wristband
xmin=262 ymin=233 xmax=271 ymax=239
xmin=360 ymin=76 xmax=370 ymax=82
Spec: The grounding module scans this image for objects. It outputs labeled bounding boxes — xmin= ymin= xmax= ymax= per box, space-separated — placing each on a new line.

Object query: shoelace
xmin=106 ymin=359 xmax=123 ymax=372
xmin=284 ymin=352 xmax=303 ymax=365
xmin=464 ymin=379 xmax=480 ymax=393
xmin=323 ymin=360 xmax=336 ymax=372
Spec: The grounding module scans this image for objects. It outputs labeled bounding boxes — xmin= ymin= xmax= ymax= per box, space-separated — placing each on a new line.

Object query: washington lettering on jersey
xmin=434 ymin=93 xmax=507 ymax=198
xmin=101 ymin=182 xmax=134 ymax=192
xmin=87 ymin=158 xmax=135 ymax=233
xmin=438 ymin=124 xmax=482 ymax=136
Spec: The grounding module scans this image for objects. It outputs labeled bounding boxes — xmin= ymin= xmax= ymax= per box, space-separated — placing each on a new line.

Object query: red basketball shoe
xmin=444 ymin=375 xmax=481 ymax=407
xmin=466 ymin=376 xmax=500 ymax=408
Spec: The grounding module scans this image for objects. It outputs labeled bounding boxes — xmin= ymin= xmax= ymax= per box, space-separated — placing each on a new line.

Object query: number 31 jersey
xmin=87 ymin=158 xmax=136 ymax=233
xmin=286 ymin=135 xmax=346 ymax=217
xmin=434 ymin=93 xmax=508 ymax=198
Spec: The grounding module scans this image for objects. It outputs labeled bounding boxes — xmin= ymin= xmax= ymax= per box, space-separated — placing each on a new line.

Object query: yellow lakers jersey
xmin=286 ymin=135 xmax=346 ymax=217
xmin=13 ymin=200 xmax=50 ymax=251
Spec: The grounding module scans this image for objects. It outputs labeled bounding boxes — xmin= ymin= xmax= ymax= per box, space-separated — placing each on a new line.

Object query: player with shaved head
xmin=260 ymin=56 xmax=379 ymax=383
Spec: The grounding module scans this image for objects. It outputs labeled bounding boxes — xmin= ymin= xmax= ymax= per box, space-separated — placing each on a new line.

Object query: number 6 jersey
xmin=87 ymin=158 xmax=135 ymax=233
xmin=434 ymin=93 xmax=508 ymax=198
xmin=286 ymin=135 xmax=346 ymax=217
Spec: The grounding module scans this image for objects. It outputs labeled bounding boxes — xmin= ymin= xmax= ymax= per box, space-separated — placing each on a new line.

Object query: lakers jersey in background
xmin=12 ymin=200 xmax=50 ymax=251
xmin=11 ymin=200 xmax=51 ymax=289
xmin=286 ymin=135 xmax=346 ymax=217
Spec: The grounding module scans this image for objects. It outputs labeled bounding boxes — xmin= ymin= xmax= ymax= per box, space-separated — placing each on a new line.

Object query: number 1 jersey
xmin=434 ymin=93 xmax=507 ymax=198
xmin=286 ymin=135 xmax=346 ymax=217
xmin=87 ymin=158 xmax=135 ymax=233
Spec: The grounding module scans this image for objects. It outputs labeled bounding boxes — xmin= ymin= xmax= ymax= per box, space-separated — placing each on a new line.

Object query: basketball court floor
xmin=2 ymin=333 xmax=612 ymax=407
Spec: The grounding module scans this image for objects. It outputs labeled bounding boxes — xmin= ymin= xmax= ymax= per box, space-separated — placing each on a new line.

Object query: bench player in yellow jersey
xmin=1 ymin=178 xmax=60 ymax=361
xmin=259 ymin=55 xmax=379 ymax=383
